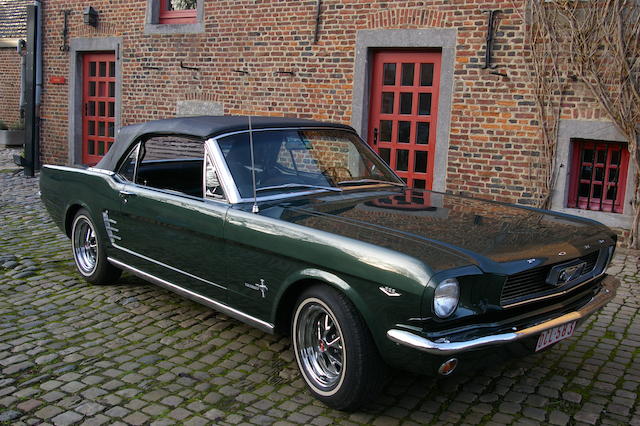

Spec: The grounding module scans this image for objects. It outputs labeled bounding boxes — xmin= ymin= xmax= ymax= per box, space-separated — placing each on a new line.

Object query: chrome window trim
xmin=116 ymin=181 xmax=207 ymax=203
xmin=206 ymin=126 xmax=403 ymax=205
xmin=44 ymin=164 xmax=116 ymax=178
xmin=110 ymin=177 xmax=232 ymax=209
xmin=236 ymin=189 xmax=347 ymax=203
xmin=205 ymin=137 xmax=242 ymax=204
xmin=107 ymin=257 xmax=274 ymax=333
xmin=132 ymin=143 xmax=140 ymax=182
xmin=212 ymin=125 xmax=359 ymax=139
xmin=203 ymin=144 xmax=227 ymax=201
xmin=114 ymin=142 xmax=140 ymax=182
xmin=111 ymin=137 xmax=219 ymax=202
xmin=87 ymin=167 xmax=117 ymax=176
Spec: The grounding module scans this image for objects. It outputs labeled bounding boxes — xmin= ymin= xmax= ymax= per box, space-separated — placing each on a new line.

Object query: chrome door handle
xmin=119 ymin=190 xmax=136 ymax=203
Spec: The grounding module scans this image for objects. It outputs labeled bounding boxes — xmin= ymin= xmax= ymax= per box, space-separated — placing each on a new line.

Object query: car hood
xmin=265 ymin=188 xmax=615 ymax=274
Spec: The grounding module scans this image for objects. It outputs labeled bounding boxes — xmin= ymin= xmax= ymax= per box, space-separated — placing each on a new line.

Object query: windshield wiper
xmin=337 ymin=179 xmax=405 ymax=187
xmin=256 ymin=183 xmax=342 ymax=193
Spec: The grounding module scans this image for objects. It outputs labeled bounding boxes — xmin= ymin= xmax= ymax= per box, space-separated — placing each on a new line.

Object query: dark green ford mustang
xmin=40 ymin=116 xmax=620 ymax=410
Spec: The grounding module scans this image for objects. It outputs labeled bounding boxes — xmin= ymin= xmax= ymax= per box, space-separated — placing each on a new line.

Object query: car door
xmin=107 ymin=135 xmax=229 ymax=302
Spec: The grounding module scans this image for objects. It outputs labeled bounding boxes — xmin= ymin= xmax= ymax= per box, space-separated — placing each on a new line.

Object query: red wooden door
xmin=368 ymin=51 xmax=441 ymax=189
xmin=82 ymin=53 xmax=116 ymax=166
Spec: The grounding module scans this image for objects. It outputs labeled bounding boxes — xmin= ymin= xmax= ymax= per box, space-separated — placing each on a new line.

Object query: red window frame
xmin=567 ymin=139 xmax=629 ymax=214
xmin=159 ymin=0 xmax=197 ymax=24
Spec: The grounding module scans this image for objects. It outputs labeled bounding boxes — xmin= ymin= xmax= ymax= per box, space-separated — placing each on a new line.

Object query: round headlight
xmin=433 ymin=278 xmax=460 ymax=318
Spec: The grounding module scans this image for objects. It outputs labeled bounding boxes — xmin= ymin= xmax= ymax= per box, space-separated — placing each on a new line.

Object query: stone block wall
xmin=0 ymin=48 xmax=22 ymax=127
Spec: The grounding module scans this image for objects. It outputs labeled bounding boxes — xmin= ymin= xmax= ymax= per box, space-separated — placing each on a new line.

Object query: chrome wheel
xmin=294 ymin=298 xmax=345 ymax=393
xmin=72 ymin=215 xmax=98 ymax=276
xmin=292 ymin=286 xmax=386 ymax=410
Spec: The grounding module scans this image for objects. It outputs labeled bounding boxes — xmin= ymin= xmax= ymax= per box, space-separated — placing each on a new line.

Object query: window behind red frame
xmin=159 ymin=0 xmax=196 ymax=24
xmin=568 ymin=139 xmax=629 ymax=214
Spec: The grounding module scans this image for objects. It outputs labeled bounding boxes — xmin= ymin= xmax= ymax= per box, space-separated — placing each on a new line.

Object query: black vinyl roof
xmin=96 ymin=116 xmax=354 ymax=171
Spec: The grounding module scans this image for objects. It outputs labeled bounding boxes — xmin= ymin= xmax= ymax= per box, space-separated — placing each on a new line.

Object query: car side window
xmin=135 ymin=135 xmax=206 ymax=198
xmin=117 ymin=143 xmax=139 ymax=181
xmin=205 ymin=154 xmax=225 ymax=200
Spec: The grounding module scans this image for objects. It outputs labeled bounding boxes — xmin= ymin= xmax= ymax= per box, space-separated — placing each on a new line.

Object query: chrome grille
xmin=500 ymin=250 xmax=601 ymax=306
xmin=582 ymin=250 xmax=599 ymax=273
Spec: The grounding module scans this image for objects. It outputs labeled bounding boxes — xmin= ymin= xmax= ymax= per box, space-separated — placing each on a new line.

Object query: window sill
xmin=144 ymin=21 xmax=204 ymax=35
xmin=551 ymin=205 xmax=632 ymax=230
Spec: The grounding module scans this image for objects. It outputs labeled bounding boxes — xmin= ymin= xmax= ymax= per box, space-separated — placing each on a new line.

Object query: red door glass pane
xmin=368 ymin=51 xmax=441 ymax=190
xmin=82 ymin=52 xmax=116 ymax=166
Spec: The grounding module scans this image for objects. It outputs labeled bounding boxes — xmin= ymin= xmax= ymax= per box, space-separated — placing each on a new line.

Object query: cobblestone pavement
xmin=1 ymin=147 xmax=639 ymax=425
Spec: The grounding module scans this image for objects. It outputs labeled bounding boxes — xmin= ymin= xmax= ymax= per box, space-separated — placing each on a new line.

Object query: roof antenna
xmin=235 ymin=68 xmax=259 ymax=214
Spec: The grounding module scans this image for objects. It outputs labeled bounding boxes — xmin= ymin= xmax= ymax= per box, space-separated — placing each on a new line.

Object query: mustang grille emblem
xmin=546 ymin=261 xmax=587 ymax=286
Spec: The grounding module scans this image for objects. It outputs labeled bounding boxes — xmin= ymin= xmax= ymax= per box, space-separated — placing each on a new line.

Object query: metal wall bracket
xmin=180 ymin=60 xmax=199 ymax=71
xmin=313 ymin=0 xmax=322 ymax=44
xmin=482 ymin=10 xmax=500 ymax=70
xmin=60 ymin=10 xmax=71 ymax=52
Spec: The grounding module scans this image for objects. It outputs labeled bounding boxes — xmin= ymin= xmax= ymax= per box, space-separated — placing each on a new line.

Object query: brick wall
xmin=39 ymin=0 xmax=608 ymax=209
xmin=0 ymin=48 xmax=22 ymax=127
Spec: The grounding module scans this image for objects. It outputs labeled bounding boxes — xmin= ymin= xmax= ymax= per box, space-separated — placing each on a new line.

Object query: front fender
xmin=274 ymin=266 xmax=426 ymax=360
xmin=274 ymin=267 xmax=375 ymax=330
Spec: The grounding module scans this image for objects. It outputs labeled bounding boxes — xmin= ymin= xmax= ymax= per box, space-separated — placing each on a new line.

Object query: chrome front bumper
xmin=387 ymin=275 xmax=619 ymax=356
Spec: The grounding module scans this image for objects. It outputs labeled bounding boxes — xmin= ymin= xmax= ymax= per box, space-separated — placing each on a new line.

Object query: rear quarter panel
xmin=40 ymin=165 xmax=121 ymax=240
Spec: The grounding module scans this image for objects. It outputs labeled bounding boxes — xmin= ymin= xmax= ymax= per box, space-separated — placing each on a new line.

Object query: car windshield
xmin=217 ymin=128 xmax=403 ymax=199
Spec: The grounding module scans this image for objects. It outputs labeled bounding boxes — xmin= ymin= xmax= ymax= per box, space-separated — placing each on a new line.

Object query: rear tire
xmin=71 ymin=209 xmax=121 ymax=285
xmin=292 ymin=284 xmax=386 ymax=411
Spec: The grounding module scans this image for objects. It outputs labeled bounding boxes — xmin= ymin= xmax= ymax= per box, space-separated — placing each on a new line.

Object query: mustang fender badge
xmin=379 ymin=286 xmax=402 ymax=297
xmin=245 ymin=279 xmax=269 ymax=298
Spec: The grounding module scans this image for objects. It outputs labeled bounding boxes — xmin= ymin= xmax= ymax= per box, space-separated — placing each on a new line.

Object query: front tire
xmin=292 ymin=285 xmax=386 ymax=411
xmin=71 ymin=209 xmax=121 ymax=284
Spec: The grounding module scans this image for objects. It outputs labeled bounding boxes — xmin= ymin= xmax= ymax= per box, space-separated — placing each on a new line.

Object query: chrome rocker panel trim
xmin=111 ymin=242 xmax=226 ymax=290
xmin=108 ymin=257 xmax=275 ymax=334
xmin=387 ymin=275 xmax=619 ymax=356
